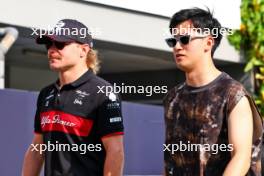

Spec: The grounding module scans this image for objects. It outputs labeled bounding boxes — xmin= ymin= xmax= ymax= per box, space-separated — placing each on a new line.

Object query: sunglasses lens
xmin=45 ymin=40 xmax=53 ymax=50
xmin=165 ymin=35 xmax=191 ymax=48
xmin=180 ymin=35 xmax=190 ymax=45
xmin=165 ymin=38 xmax=176 ymax=48
xmin=55 ymin=42 xmax=66 ymax=50
xmin=45 ymin=41 xmax=67 ymax=50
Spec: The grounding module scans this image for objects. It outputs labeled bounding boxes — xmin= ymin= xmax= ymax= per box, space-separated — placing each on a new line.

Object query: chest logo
xmin=73 ymin=90 xmax=90 ymax=105
xmin=44 ymin=89 xmax=55 ymax=107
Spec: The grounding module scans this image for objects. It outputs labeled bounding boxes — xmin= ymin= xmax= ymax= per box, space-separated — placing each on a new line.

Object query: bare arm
xmin=22 ymin=133 xmax=44 ymax=176
xmin=102 ymin=135 xmax=124 ymax=176
xmin=223 ymin=96 xmax=253 ymax=176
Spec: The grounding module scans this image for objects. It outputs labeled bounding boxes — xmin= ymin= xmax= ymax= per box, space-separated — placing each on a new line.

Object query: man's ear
xmin=80 ymin=44 xmax=90 ymax=58
xmin=204 ymin=36 xmax=214 ymax=53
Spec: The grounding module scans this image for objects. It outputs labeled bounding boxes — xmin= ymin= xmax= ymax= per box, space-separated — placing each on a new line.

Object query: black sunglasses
xmin=45 ymin=41 xmax=70 ymax=50
xmin=165 ymin=35 xmax=206 ymax=48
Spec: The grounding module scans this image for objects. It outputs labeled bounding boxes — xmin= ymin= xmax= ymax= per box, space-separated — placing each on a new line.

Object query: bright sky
xmin=84 ymin=0 xmax=241 ymax=29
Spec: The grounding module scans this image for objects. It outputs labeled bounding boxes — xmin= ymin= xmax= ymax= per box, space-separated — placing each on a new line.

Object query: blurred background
xmin=0 ymin=0 xmax=255 ymax=175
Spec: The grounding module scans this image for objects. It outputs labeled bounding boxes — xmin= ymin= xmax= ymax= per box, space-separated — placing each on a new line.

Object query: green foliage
xmin=228 ymin=0 xmax=264 ymax=116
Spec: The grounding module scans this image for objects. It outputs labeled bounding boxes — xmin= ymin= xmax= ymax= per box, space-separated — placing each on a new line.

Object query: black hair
xmin=169 ymin=7 xmax=222 ymax=57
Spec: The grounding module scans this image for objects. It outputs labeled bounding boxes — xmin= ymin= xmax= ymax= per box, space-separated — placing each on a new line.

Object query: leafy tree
xmin=228 ymin=0 xmax=264 ymax=116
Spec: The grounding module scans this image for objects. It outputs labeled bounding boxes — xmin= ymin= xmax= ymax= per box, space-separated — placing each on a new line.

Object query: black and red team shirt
xmin=34 ymin=70 xmax=124 ymax=176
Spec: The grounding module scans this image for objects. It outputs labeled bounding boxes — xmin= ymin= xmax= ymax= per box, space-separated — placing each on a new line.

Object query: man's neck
xmin=58 ymin=66 xmax=89 ymax=89
xmin=185 ymin=66 xmax=222 ymax=87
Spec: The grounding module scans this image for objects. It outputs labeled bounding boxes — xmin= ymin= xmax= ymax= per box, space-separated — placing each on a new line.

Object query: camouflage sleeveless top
xmin=163 ymin=72 xmax=263 ymax=176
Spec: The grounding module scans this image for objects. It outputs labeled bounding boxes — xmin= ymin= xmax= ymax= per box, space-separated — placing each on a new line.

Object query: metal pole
xmin=0 ymin=27 xmax=19 ymax=88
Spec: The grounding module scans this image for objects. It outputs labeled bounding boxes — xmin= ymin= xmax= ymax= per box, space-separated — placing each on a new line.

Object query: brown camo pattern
xmin=163 ymin=72 xmax=263 ymax=176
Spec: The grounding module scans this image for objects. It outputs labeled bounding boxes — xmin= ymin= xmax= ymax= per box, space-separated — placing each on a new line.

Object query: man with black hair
xmin=163 ymin=8 xmax=263 ymax=176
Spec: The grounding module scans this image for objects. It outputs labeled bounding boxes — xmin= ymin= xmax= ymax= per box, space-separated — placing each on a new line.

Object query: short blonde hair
xmin=86 ymin=49 xmax=100 ymax=74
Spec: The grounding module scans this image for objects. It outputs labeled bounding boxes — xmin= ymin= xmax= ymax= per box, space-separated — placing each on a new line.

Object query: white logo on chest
xmin=73 ymin=99 xmax=83 ymax=105
xmin=41 ymin=115 xmax=76 ymax=127
xmin=73 ymin=90 xmax=90 ymax=106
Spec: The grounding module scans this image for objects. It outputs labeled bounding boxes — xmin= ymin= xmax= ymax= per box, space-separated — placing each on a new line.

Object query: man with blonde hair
xmin=22 ymin=19 xmax=124 ymax=176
